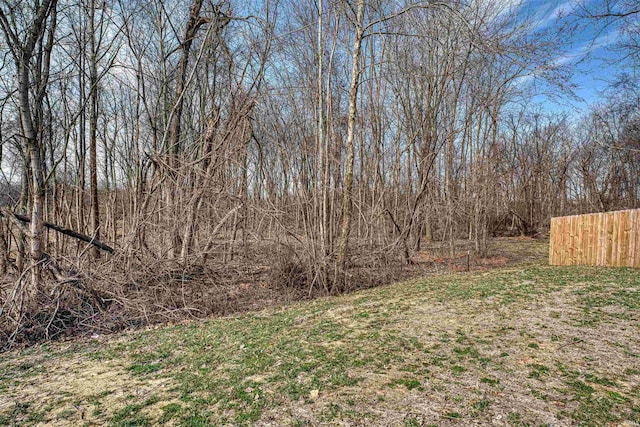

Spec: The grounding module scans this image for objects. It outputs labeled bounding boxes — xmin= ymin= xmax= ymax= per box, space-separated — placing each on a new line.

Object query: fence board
xmin=550 ymin=209 xmax=640 ymax=268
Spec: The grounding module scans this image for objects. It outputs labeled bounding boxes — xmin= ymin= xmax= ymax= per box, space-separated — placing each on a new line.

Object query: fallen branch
xmin=0 ymin=209 xmax=115 ymax=254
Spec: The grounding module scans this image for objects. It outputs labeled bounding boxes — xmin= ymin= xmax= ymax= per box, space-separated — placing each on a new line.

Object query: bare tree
xmin=0 ymin=0 xmax=58 ymax=290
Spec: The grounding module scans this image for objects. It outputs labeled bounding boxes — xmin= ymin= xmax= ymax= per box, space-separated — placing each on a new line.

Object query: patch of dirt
xmin=0 ymin=343 xmax=177 ymax=426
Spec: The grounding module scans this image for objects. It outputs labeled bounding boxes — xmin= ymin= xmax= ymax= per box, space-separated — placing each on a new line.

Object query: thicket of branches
xmin=0 ymin=0 xmax=638 ymax=347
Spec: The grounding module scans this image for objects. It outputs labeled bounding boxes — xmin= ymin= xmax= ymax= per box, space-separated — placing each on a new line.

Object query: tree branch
xmin=0 ymin=209 xmax=115 ymax=254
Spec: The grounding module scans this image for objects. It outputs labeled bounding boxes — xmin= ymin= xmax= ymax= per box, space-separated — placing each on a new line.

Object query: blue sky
xmin=514 ymin=0 xmax=633 ymax=113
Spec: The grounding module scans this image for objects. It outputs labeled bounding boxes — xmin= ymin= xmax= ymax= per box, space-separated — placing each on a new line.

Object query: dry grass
xmin=1 ymin=239 xmax=638 ymax=426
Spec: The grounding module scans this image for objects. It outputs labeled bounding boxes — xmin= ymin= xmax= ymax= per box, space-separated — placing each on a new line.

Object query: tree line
xmin=0 ymin=0 xmax=637 ymax=315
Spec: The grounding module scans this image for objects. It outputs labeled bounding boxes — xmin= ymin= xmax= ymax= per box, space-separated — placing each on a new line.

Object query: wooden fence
xmin=549 ymin=209 xmax=640 ymax=267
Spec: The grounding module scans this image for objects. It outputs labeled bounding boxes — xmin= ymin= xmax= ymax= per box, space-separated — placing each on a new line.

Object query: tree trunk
xmin=166 ymin=0 xmax=205 ymax=259
xmin=19 ymin=60 xmax=46 ymax=291
xmin=336 ymin=0 xmax=365 ymax=279
xmin=89 ymin=0 xmax=100 ymax=258
xmin=0 ymin=218 xmax=7 ymax=275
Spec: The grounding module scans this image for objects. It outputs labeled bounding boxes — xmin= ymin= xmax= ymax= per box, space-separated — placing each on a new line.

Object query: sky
xmin=516 ymin=0 xmax=633 ymax=114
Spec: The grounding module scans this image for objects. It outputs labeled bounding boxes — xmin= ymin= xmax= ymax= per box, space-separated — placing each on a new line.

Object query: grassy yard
xmin=1 ymin=246 xmax=639 ymax=426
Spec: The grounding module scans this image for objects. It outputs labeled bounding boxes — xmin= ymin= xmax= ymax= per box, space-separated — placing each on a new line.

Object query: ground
xmin=0 ymin=239 xmax=639 ymax=426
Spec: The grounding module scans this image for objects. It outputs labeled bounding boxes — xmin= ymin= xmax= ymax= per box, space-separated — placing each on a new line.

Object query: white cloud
xmin=514 ymin=27 xmax=621 ymax=88
xmin=556 ymin=27 xmax=621 ymax=65
xmin=494 ymin=0 xmax=530 ymax=19
xmin=530 ymin=0 xmax=575 ymax=31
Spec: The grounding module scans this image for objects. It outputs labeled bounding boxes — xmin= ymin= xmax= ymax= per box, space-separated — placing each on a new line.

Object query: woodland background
xmin=0 ymin=0 xmax=638 ymax=347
